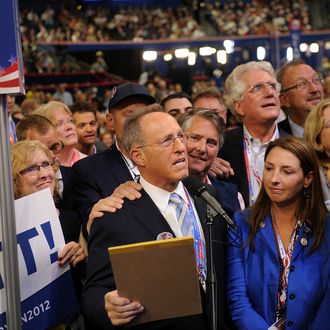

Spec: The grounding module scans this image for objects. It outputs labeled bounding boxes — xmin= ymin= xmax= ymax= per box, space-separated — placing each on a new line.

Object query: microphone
xmin=183 ymin=176 xmax=237 ymax=230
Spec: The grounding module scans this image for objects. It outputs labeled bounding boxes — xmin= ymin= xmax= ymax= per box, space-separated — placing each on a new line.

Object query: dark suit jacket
xmin=71 ymin=145 xmax=132 ymax=229
xmin=277 ymin=118 xmax=292 ymax=135
xmin=82 ymin=187 xmax=227 ymax=330
xmin=55 ymin=165 xmax=73 ymax=210
xmin=219 ymin=126 xmax=288 ymax=207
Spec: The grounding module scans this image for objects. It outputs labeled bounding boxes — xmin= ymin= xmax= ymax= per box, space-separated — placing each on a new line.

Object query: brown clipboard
xmin=108 ymin=236 xmax=202 ymax=326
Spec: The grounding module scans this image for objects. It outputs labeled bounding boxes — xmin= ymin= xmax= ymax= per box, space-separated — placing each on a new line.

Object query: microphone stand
xmin=205 ymin=205 xmax=218 ymax=330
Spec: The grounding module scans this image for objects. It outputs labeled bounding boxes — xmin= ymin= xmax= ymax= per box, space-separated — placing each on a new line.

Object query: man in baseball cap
xmin=107 ymin=82 xmax=156 ymax=110
xmin=72 ymin=82 xmax=156 ymax=232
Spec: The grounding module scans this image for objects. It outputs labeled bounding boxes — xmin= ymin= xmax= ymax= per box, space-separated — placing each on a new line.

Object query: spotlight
xmin=175 ymin=48 xmax=190 ymax=59
xmin=143 ymin=51 xmax=157 ymax=61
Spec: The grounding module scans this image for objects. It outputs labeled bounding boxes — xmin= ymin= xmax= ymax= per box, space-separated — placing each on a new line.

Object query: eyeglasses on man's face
xmin=281 ymin=75 xmax=324 ymax=93
xmin=247 ymin=81 xmax=281 ymax=95
xmin=136 ymin=133 xmax=185 ymax=149
xmin=19 ymin=160 xmax=56 ymax=176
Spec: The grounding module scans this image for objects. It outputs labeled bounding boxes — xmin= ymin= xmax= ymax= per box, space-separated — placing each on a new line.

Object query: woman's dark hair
xmin=249 ymin=136 xmax=326 ymax=251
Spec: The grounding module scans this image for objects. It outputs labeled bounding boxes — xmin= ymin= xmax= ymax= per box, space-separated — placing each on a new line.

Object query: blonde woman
xmin=34 ymin=101 xmax=86 ymax=166
xmin=304 ymin=98 xmax=330 ymax=211
xmin=11 ymin=140 xmax=86 ymax=268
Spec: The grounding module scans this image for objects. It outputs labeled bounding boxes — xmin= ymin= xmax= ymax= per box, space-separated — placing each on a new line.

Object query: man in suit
xmin=16 ymin=114 xmax=73 ymax=209
xmin=277 ymin=59 xmax=324 ymax=137
xmin=220 ymin=61 xmax=286 ymax=207
xmin=178 ymin=108 xmax=243 ymax=213
xmin=82 ymin=105 xmax=228 ymax=329
xmin=71 ymin=82 xmax=155 ymax=230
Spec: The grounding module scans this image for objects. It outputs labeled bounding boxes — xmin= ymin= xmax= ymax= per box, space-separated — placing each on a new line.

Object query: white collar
xmin=139 ymin=176 xmax=187 ymax=212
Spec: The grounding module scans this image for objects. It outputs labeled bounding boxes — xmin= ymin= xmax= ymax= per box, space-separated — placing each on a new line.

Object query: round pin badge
xmin=156 ymin=232 xmax=173 ymax=240
xmin=301 ymin=237 xmax=308 ymax=246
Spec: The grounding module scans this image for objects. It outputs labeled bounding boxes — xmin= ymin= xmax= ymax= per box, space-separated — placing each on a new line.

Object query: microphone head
xmin=182 ymin=176 xmax=207 ymax=197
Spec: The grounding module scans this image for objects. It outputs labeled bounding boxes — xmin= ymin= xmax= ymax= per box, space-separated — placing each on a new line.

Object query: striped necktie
xmin=169 ymin=193 xmax=192 ymax=236
xmin=169 ymin=192 xmax=206 ymax=285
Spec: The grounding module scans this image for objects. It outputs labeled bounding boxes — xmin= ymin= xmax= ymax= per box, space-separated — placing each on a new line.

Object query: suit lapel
xmin=106 ymin=148 xmax=133 ymax=183
xmin=259 ymin=213 xmax=279 ymax=262
xmin=128 ymin=190 xmax=175 ymax=240
xmin=233 ymin=128 xmax=249 ymax=206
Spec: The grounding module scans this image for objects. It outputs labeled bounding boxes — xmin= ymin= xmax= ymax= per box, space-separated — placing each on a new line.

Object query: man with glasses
xmin=277 ymin=59 xmax=324 ymax=137
xmin=16 ymin=114 xmax=73 ymax=209
xmin=219 ymin=61 xmax=288 ymax=207
xmin=82 ymin=104 xmax=228 ymax=329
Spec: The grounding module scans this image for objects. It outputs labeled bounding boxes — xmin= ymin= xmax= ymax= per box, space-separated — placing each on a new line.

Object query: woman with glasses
xmin=34 ymin=101 xmax=86 ymax=166
xmin=227 ymin=137 xmax=330 ymax=329
xmin=304 ymin=98 xmax=330 ymax=211
xmin=11 ymin=140 xmax=86 ymax=289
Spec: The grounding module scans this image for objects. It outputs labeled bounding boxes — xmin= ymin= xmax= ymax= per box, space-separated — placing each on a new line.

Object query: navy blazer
xmin=82 ymin=187 xmax=228 ymax=330
xmin=71 ymin=145 xmax=132 ymax=227
xmin=219 ymin=126 xmax=288 ymax=207
xmin=227 ymin=210 xmax=330 ymax=330
xmin=278 ymin=118 xmax=292 ymax=135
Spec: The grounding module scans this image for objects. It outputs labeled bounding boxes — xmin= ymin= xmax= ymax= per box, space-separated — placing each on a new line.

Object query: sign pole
xmin=0 ymin=95 xmax=21 ymax=329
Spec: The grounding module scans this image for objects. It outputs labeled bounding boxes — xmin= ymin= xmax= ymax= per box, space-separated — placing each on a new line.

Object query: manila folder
xmin=108 ymin=236 xmax=202 ymax=325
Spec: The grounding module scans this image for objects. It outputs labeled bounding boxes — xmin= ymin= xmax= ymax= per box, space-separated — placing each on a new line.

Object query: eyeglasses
xmin=185 ymin=133 xmax=219 ymax=148
xmin=247 ymin=81 xmax=281 ymax=95
xmin=323 ymin=122 xmax=330 ymax=129
xmin=136 ymin=133 xmax=185 ymax=149
xmin=19 ymin=160 xmax=56 ymax=176
xmin=54 ymin=118 xmax=75 ymax=129
xmin=281 ymin=75 xmax=324 ymax=93
xmin=48 ymin=140 xmax=64 ymax=154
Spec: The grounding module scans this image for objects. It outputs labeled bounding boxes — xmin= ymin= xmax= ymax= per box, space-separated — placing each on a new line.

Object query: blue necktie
xmin=169 ymin=193 xmax=192 ymax=235
xmin=169 ymin=192 xmax=206 ymax=285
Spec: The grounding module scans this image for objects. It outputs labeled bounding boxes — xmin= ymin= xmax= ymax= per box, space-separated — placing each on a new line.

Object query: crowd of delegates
xmin=6 ymin=57 xmax=330 ymax=329
xmin=20 ymin=0 xmax=312 ymax=44
xmin=19 ymin=0 xmax=315 ymax=75
xmin=205 ymin=0 xmax=311 ymax=36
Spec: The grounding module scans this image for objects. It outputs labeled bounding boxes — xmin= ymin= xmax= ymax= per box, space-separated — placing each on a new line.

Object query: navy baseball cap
xmin=108 ymin=82 xmax=156 ymax=110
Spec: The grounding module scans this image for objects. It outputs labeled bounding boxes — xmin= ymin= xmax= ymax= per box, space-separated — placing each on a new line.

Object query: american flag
xmin=0 ymin=0 xmax=25 ymax=95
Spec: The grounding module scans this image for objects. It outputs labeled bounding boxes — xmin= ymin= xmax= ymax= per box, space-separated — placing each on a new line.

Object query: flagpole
xmin=0 ymin=95 xmax=22 ymax=330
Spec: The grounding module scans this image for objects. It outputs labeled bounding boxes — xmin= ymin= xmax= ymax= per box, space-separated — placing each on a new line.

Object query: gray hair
xmin=225 ymin=61 xmax=277 ymax=119
xmin=177 ymin=108 xmax=225 ymax=148
xmin=122 ymin=103 xmax=164 ymax=154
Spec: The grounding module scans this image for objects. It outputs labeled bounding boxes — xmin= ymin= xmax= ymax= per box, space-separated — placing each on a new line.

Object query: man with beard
xmin=277 ymin=59 xmax=324 ymax=137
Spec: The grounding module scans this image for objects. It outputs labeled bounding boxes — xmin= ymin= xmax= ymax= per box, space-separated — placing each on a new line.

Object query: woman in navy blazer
xmin=227 ymin=137 xmax=330 ymax=330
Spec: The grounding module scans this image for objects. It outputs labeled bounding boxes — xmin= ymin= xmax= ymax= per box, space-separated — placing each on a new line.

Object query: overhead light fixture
xmin=188 ymin=52 xmax=196 ymax=66
xmin=175 ymin=48 xmax=190 ymax=58
xmin=223 ymin=40 xmax=235 ymax=54
xmin=299 ymin=43 xmax=308 ymax=52
xmin=142 ymin=51 xmax=157 ymax=61
xmin=199 ymin=47 xmax=216 ymax=56
xmin=257 ymin=46 xmax=266 ymax=60
xmin=217 ymin=50 xmax=227 ymax=64
xmin=163 ymin=53 xmax=173 ymax=61
xmin=286 ymin=47 xmax=293 ymax=61
xmin=310 ymin=43 xmax=319 ymax=53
